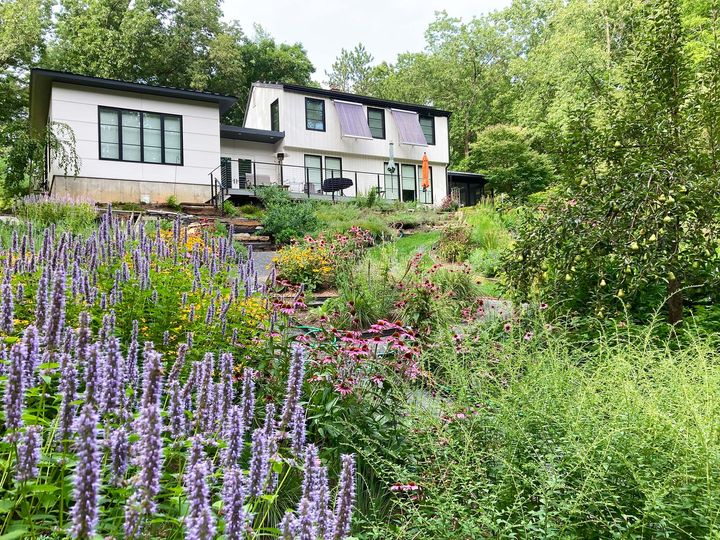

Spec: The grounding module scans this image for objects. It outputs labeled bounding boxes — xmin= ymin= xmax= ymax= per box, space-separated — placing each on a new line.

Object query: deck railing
xmin=210 ymin=159 xmax=434 ymax=205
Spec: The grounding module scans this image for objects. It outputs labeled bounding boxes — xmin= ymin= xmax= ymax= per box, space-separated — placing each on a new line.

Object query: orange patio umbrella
xmin=421 ymin=152 xmax=430 ymax=190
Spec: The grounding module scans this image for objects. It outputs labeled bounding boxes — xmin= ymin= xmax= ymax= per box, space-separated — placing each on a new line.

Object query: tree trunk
xmin=667 ymin=278 xmax=683 ymax=326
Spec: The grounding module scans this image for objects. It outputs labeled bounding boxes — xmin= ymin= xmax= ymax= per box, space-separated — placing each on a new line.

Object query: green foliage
xmin=256 ymin=185 xmax=291 ymax=207
xmin=166 ymin=194 xmax=181 ymax=211
xmin=461 ymin=124 xmax=555 ymax=198
xmin=372 ymin=326 xmax=720 ymax=539
xmin=237 ymin=203 xmax=263 ymax=217
xmin=262 ymin=201 xmax=318 ymax=244
xmin=435 ymin=224 xmax=472 ymax=263
xmin=13 ymin=194 xmax=96 ymax=232
xmin=326 ymin=43 xmax=374 ymax=93
xmin=504 ymin=0 xmax=720 ymax=326
xmin=222 ymin=200 xmax=239 ymax=217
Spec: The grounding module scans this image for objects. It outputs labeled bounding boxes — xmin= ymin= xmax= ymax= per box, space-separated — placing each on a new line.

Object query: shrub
xmin=468 ymin=247 xmax=503 ymax=277
xmin=237 ymin=203 xmax=263 ymax=217
xmin=256 ymin=184 xmax=290 ymax=207
xmin=13 ymin=194 xmax=96 ymax=232
xmin=439 ymin=194 xmax=459 ymax=212
xmin=262 ymin=201 xmax=318 ymax=244
xmin=222 ymin=200 xmax=240 ymax=217
xmin=436 ymin=224 xmax=472 ymax=263
xmin=166 ymin=194 xmax=181 ymax=211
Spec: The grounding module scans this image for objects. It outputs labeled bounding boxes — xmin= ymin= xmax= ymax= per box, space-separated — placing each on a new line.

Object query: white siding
xmin=242 ymin=84 xmax=449 ymax=204
xmin=49 ymin=83 xmax=220 ymax=186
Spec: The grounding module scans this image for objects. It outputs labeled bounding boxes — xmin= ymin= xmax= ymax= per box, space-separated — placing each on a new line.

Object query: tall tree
xmin=326 ymin=44 xmax=374 ymax=93
xmin=504 ymin=0 xmax=720 ymax=326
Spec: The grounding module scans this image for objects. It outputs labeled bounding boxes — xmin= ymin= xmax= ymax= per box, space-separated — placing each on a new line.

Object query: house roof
xmin=448 ymin=170 xmax=487 ymax=182
xmin=251 ymin=82 xmax=451 ymax=118
xmin=220 ymin=125 xmax=284 ymax=144
xmin=29 ymin=68 xmax=238 ymax=132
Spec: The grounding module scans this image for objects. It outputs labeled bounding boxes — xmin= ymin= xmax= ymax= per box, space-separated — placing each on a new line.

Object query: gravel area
xmin=252 ymin=250 xmax=277 ymax=281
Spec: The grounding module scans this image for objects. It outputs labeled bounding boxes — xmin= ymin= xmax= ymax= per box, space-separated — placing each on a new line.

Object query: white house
xmin=29 ymin=69 xmax=452 ymax=206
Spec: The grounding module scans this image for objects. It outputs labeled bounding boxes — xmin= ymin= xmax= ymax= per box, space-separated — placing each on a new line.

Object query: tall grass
xmin=13 ymin=194 xmax=97 ymax=232
xmin=371 ymin=324 xmax=720 ymax=538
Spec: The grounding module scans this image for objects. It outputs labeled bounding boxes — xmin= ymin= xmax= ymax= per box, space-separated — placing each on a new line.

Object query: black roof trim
xmin=220 ymin=125 xmax=284 ymax=144
xmin=30 ymin=69 xmax=238 ymax=131
xmin=279 ymin=83 xmax=451 ymax=117
xmin=448 ymin=170 xmax=486 ymax=180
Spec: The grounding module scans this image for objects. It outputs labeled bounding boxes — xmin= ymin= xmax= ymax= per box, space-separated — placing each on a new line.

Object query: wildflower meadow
xmin=0 ymin=207 xmax=361 ymax=539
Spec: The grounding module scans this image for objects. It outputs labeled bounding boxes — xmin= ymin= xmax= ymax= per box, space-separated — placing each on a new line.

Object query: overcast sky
xmin=222 ymin=0 xmax=512 ymax=85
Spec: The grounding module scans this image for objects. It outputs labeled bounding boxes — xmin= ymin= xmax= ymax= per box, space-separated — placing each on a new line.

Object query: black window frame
xmin=270 ymin=99 xmax=280 ymax=131
xmin=305 ymin=97 xmax=326 ymax=132
xmin=98 ymin=106 xmax=184 ymax=166
xmin=324 ymin=156 xmax=343 ymax=179
xmin=417 ymin=164 xmax=433 ymax=204
xmin=367 ymin=107 xmax=385 ymax=139
xmin=419 ymin=115 xmax=435 ymax=146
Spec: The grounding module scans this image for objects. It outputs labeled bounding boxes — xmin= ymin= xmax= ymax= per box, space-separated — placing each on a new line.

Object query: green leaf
xmin=0 ymin=530 xmax=29 ymax=540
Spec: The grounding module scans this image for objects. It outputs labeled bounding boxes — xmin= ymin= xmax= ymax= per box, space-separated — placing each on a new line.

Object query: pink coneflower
xmin=524 ymin=331 xmax=534 ymax=341
xmin=334 ymin=381 xmax=353 ymax=396
xmin=370 ymin=375 xmax=384 ymax=387
xmin=539 ymin=303 xmax=549 ymax=310
xmin=503 ymin=323 xmax=512 ymax=332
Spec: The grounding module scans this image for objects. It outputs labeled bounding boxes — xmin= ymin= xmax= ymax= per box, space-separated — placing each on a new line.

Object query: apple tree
xmin=503 ymin=0 xmax=720 ymax=326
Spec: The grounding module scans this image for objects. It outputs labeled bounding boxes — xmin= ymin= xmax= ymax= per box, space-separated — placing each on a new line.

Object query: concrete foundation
xmin=51 ymin=176 xmax=211 ymax=204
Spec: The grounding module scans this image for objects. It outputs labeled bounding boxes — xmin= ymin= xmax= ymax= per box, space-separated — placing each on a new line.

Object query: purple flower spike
xmin=184 ymin=437 xmax=216 ymax=540
xmin=126 ymin=343 xmax=163 ymax=536
xmin=21 ymin=325 xmax=40 ymax=385
xmin=280 ymin=511 xmax=297 ymax=540
xmin=45 ymin=266 xmax=67 ymax=350
xmin=219 ymin=352 xmax=234 ymax=419
xmin=296 ymin=497 xmax=318 ymax=540
xmin=57 ymin=352 xmax=78 ymax=445
xmin=332 ymin=454 xmax=356 ymax=540
xmin=167 ymin=379 xmax=186 ymax=439
xmin=70 ymin=404 xmax=100 ymax=540
xmin=280 ymin=344 xmax=306 ymax=430
xmin=222 ymin=466 xmax=249 ymax=540
xmin=240 ymin=368 xmax=255 ymax=432
xmin=247 ymin=427 xmax=270 ymax=498
xmin=221 ymin=405 xmax=244 ymax=467
xmin=102 ymin=337 xmax=124 ymax=417
xmin=0 ymin=281 xmax=14 ymax=334
xmin=291 ymin=404 xmax=306 ymax=456
xmin=16 ymin=425 xmax=42 ymax=482
xmin=109 ymin=425 xmax=129 ymax=486
xmin=3 ymin=342 xmax=26 ymax=438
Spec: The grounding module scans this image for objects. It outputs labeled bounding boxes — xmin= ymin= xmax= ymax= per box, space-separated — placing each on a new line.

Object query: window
xmin=383 ymin=162 xmax=399 ymax=200
xmin=325 ymin=157 xmax=342 ymax=179
xmin=98 ymin=106 xmax=183 ymax=165
xmin=305 ymin=98 xmax=325 ymax=131
xmin=270 ymin=99 xmax=280 ymax=131
xmin=401 ymin=164 xmax=416 ymax=202
xmin=367 ymin=107 xmax=385 ymax=139
xmin=418 ymin=164 xmax=433 ymax=204
xmin=419 ymin=115 xmax=435 ymax=145
xmin=304 ymin=155 xmax=322 ymax=193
